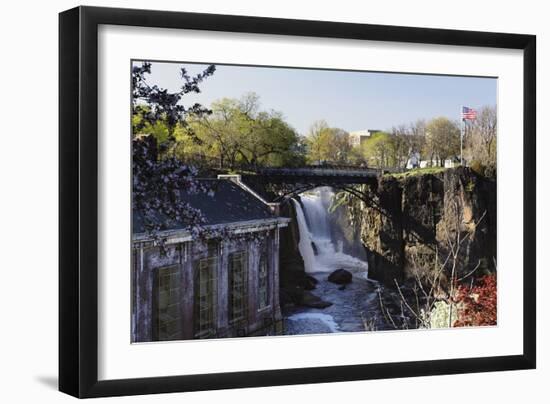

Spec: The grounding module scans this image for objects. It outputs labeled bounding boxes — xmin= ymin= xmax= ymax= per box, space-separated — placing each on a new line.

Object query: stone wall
xmin=132 ymin=229 xmax=283 ymax=342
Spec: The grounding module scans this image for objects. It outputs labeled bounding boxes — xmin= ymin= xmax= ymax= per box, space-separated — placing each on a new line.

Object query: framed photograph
xmin=59 ymin=6 xmax=536 ymax=398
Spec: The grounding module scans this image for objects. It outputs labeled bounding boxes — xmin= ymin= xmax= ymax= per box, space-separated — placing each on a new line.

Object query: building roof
xmin=349 ymin=129 xmax=381 ymax=136
xmin=133 ymin=179 xmax=279 ymax=234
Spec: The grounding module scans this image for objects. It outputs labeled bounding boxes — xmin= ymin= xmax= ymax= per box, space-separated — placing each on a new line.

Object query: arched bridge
xmin=219 ymin=165 xmax=390 ymax=209
xmin=255 ymin=166 xmax=382 ymax=181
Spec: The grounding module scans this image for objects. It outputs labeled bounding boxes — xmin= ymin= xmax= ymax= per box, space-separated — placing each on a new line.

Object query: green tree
xmin=408 ymin=120 xmax=427 ymax=159
xmin=327 ymin=128 xmax=352 ymax=164
xmin=306 ymin=120 xmax=332 ymax=164
xmin=254 ymin=113 xmax=305 ymax=167
xmin=305 ymin=121 xmax=352 ymax=164
xmin=424 ymin=117 xmax=460 ymax=166
xmin=391 ymin=125 xmax=413 ymax=169
xmin=361 ymin=131 xmax=396 ymax=168
xmin=193 ymin=93 xmax=302 ymax=169
xmin=348 ymin=145 xmax=369 ymax=166
xmin=389 ymin=122 xmax=427 ymax=169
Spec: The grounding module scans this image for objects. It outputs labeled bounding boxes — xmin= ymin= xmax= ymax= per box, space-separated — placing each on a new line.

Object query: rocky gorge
xmin=360 ymin=166 xmax=496 ymax=286
xmin=278 ymin=167 xmax=497 ymax=332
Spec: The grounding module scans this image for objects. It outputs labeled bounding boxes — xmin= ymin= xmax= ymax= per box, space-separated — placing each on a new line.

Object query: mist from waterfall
xmin=291 ymin=187 xmax=369 ymax=276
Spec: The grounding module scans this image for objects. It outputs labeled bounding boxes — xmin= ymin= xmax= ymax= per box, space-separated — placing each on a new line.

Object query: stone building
xmin=348 ymin=129 xmax=381 ymax=147
xmin=132 ymin=179 xmax=290 ymax=342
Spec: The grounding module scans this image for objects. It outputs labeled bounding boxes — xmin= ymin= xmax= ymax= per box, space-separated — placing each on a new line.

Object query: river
xmin=283 ymin=187 xmax=391 ymax=334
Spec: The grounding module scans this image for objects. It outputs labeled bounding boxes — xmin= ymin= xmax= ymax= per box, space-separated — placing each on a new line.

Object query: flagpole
xmin=460 ymin=106 xmax=464 ymax=166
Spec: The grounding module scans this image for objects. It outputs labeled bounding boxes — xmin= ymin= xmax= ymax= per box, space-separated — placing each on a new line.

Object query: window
xmin=228 ymin=251 xmax=247 ymax=322
xmin=194 ymin=251 xmax=218 ymax=337
xmin=258 ymin=252 xmax=269 ymax=309
xmin=154 ymin=266 xmax=182 ymax=341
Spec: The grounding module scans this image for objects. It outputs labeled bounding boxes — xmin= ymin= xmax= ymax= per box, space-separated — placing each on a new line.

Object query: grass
xmin=385 ymin=166 xmax=447 ymax=179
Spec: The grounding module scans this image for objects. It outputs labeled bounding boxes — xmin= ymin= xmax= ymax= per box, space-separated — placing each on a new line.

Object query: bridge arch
xmin=274 ymin=183 xmax=373 ymax=205
xmin=218 ymin=172 xmax=390 ymax=217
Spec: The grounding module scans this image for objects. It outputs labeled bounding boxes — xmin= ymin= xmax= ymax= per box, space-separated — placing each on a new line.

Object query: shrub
xmin=470 ymin=159 xmax=496 ymax=178
xmin=453 ymin=274 xmax=497 ymax=327
xmin=469 ymin=159 xmax=485 ymax=176
xmin=430 ymin=301 xmax=458 ymax=329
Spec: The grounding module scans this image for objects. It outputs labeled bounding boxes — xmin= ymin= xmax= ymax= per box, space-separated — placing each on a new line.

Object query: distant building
xmin=348 ymin=129 xmax=382 ymax=147
xmin=444 ymin=156 xmax=461 ymax=168
xmin=132 ymin=179 xmax=290 ymax=342
xmin=407 ymin=155 xmax=461 ymax=169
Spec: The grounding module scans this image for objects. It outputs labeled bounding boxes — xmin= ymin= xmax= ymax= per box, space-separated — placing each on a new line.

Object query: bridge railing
xmin=256 ymin=166 xmax=382 ymax=177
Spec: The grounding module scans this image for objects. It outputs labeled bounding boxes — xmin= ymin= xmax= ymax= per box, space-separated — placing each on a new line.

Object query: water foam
xmin=292 ymin=188 xmax=368 ymax=275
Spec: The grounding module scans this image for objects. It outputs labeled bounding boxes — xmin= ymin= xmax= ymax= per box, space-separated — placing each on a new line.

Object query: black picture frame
xmin=59 ymin=5 xmax=536 ymax=398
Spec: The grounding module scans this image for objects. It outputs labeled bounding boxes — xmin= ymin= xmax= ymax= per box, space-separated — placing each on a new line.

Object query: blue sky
xmin=136 ymin=61 xmax=497 ymax=136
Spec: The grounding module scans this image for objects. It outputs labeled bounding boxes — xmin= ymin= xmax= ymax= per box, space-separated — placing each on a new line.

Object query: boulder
xmin=303 ymin=274 xmax=319 ymax=290
xmin=279 ymin=285 xmax=304 ymax=307
xmin=300 ymin=291 xmax=333 ymax=309
xmin=328 ymin=268 xmax=353 ymax=285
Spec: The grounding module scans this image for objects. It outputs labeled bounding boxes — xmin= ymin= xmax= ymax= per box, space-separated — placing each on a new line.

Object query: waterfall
xmin=292 ymin=187 xmax=369 ymax=276
xmin=292 ymin=198 xmax=319 ymax=273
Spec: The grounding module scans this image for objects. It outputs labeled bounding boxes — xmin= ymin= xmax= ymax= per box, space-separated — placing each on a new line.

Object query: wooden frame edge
xmin=59 ymin=5 xmax=537 ymax=398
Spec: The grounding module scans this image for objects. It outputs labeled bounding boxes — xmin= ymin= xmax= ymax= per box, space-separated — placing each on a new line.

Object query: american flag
xmin=462 ymin=106 xmax=477 ymax=121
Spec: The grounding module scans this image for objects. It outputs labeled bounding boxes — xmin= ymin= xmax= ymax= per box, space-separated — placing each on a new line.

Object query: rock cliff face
xmin=361 ymin=167 xmax=496 ymax=286
xmin=361 ymin=177 xmax=405 ymax=285
xmin=328 ymin=197 xmax=368 ymax=261
xmin=278 ymin=199 xmax=308 ymax=306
